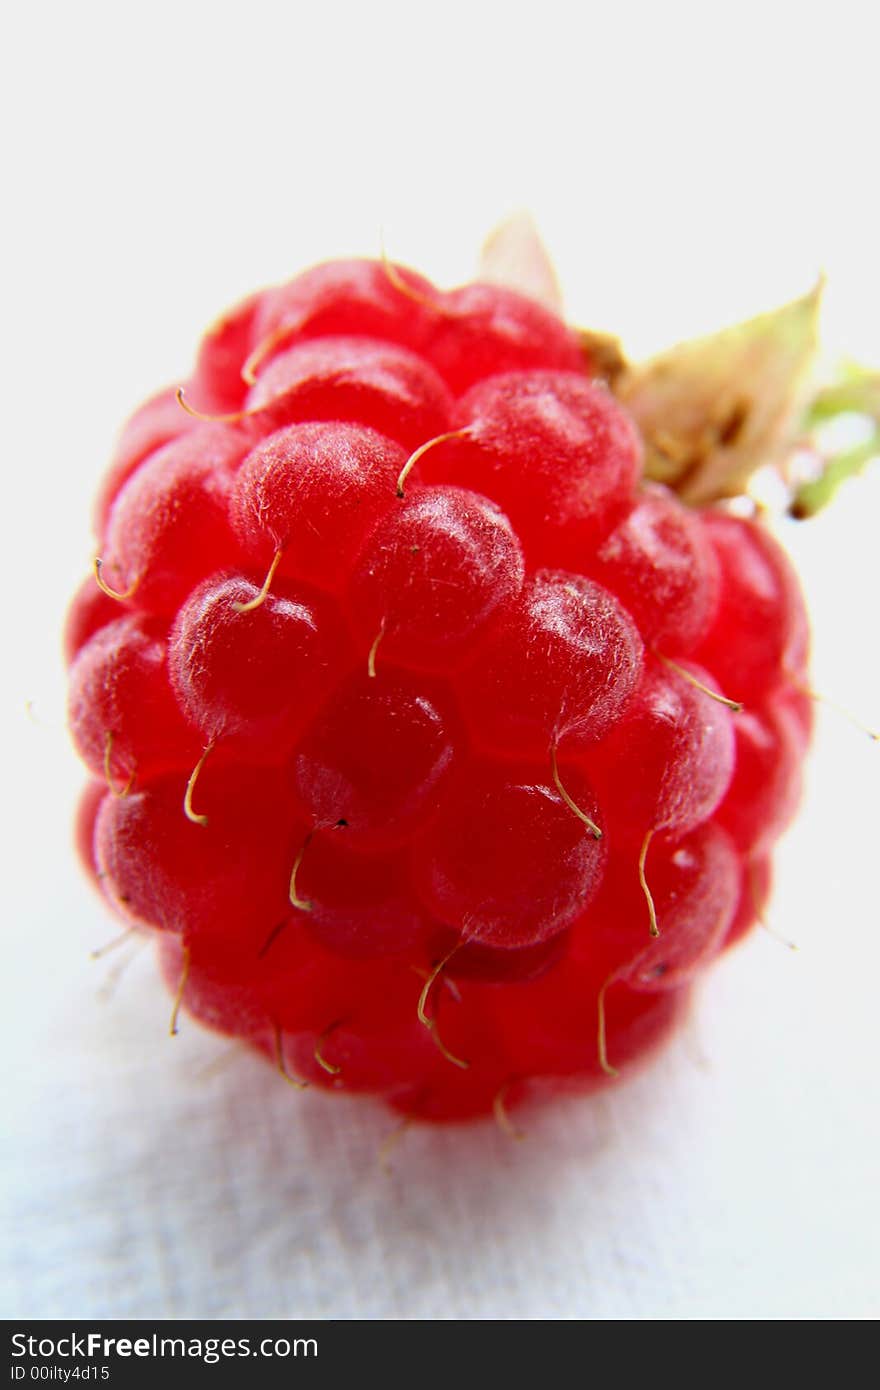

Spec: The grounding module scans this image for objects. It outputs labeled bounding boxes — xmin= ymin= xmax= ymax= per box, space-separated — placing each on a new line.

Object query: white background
xmin=2 ymin=0 xmax=878 ymax=1321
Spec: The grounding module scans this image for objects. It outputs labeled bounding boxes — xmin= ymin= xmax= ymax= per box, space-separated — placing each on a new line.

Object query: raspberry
xmin=96 ymin=761 xmax=303 ymax=955
xmin=578 ymin=485 xmax=720 ymax=652
xmin=424 ymin=371 xmax=642 ymax=568
xmin=93 ymin=386 xmax=202 ymax=531
xmin=68 ymin=253 xmax=816 ymax=1127
xmin=69 ymin=614 xmax=200 ymax=789
xmin=692 ymin=512 xmax=809 ymax=701
xmin=412 ymin=758 xmax=606 ymax=948
xmin=242 ymin=336 xmax=453 ymax=450
xmin=168 ymin=575 xmax=345 ymax=758
xmin=346 ymin=485 xmax=525 ymax=672
xmin=454 ymin=570 xmax=643 ymax=755
xmin=292 ymin=669 xmax=458 ymax=848
xmin=96 ymin=425 xmax=251 ymax=612
xmin=230 ymin=422 xmax=406 ymax=595
xmin=587 ymin=656 xmax=736 ymax=842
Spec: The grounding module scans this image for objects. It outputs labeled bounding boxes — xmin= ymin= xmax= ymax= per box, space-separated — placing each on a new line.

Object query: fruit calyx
xmin=481 ymin=216 xmax=877 ymax=515
xmin=616 ymin=284 xmax=822 ymax=507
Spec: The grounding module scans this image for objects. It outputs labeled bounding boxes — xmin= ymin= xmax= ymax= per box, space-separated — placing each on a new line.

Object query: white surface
xmin=3 ymin=0 xmax=879 ymax=1322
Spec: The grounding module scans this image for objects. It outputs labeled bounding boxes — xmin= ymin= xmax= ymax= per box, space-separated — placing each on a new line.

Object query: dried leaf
xmin=478 ymin=212 xmax=563 ymax=314
xmin=617 ymin=284 xmax=823 ymax=505
xmin=578 ymin=328 xmax=627 ymax=385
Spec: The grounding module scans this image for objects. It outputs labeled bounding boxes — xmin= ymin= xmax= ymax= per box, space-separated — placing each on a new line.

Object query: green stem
xmin=791 ymin=436 xmax=879 ymax=518
xmin=804 ymin=365 xmax=880 ymax=427
xmin=791 ymin=363 xmax=880 ymax=517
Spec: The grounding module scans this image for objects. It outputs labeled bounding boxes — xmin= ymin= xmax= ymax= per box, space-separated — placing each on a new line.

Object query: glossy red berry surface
xmin=67 ymin=256 xmax=812 ymax=1125
xmin=346 ymin=485 xmax=525 ymax=672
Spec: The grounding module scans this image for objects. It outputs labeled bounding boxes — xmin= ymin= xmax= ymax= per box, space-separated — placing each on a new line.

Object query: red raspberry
xmin=67 ymin=255 xmax=813 ymax=1126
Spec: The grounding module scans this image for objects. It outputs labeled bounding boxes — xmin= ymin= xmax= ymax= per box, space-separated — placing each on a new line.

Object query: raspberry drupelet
xmin=68 ymin=255 xmax=811 ymax=1125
